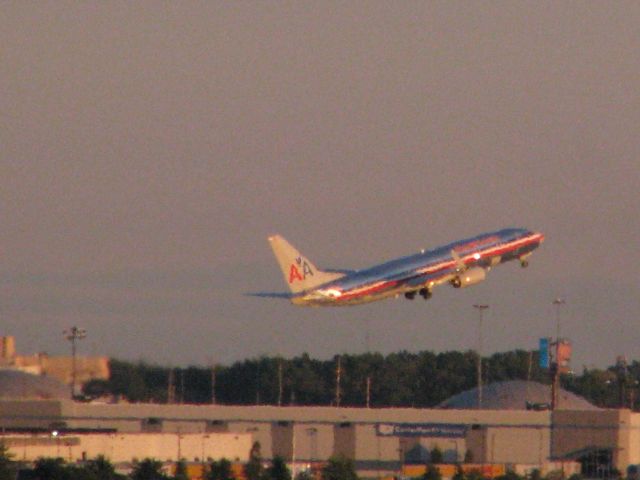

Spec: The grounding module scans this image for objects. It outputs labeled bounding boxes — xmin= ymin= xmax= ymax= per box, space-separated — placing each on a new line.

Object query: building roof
xmin=437 ymin=380 xmax=599 ymax=410
xmin=0 ymin=369 xmax=70 ymax=400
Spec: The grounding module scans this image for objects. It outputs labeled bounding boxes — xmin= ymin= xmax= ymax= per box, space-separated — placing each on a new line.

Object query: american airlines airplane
xmin=255 ymin=228 xmax=544 ymax=306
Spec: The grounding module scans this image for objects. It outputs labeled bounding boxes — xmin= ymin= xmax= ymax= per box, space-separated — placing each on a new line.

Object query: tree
xmin=295 ymin=471 xmax=314 ymax=480
xmin=429 ymin=447 xmax=443 ymax=465
xmin=209 ymin=458 xmax=234 ymax=480
xmin=265 ymin=456 xmax=291 ymax=480
xmin=33 ymin=457 xmax=71 ymax=480
xmin=0 ymin=442 xmax=16 ymax=480
xmin=245 ymin=442 xmax=264 ymax=480
xmin=173 ymin=459 xmax=189 ymax=480
xmin=0 ymin=443 xmax=15 ymax=480
xmin=321 ymin=456 xmax=358 ymax=480
xmin=85 ymin=455 xmax=123 ymax=480
xmin=131 ymin=458 xmax=169 ymax=480
xmin=452 ymin=465 xmax=465 ymax=480
xmin=422 ymin=465 xmax=442 ymax=480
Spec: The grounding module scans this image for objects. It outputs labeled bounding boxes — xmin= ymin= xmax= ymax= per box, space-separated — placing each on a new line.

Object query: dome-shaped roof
xmin=437 ymin=380 xmax=598 ymax=410
xmin=0 ymin=369 xmax=69 ymax=399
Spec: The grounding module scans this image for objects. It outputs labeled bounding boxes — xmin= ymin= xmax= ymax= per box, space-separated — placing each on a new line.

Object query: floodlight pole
xmin=473 ymin=304 xmax=489 ymax=409
xmin=64 ymin=326 xmax=86 ymax=399
xmin=553 ymin=298 xmax=565 ymax=341
xmin=551 ymin=298 xmax=565 ymax=410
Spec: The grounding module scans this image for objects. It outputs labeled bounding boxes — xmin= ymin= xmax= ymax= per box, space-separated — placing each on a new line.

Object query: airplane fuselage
xmin=287 ymin=228 xmax=543 ymax=306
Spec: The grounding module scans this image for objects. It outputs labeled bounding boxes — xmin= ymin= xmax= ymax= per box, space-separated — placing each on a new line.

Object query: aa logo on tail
xmin=289 ymin=256 xmax=314 ymax=283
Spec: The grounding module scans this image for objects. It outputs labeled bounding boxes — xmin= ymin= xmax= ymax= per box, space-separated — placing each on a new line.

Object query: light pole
xmin=64 ymin=326 xmax=86 ymax=399
xmin=551 ymin=298 xmax=565 ymax=410
xmin=553 ymin=298 xmax=565 ymax=341
xmin=473 ymin=304 xmax=489 ymax=409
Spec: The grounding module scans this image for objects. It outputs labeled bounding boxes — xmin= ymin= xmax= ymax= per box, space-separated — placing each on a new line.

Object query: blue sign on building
xmin=376 ymin=423 xmax=467 ymax=438
xmin=539 ymin=337 xmax=549 ymax=369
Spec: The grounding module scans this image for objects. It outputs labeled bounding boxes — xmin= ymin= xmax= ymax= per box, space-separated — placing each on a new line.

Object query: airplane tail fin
xmin=268 ymin=235 xmax=345 ymax=294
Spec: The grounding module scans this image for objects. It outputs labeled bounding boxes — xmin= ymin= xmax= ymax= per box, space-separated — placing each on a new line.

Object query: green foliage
xmin=321 ymin=455 xmax=358 ymax=480
xmin=104 ymin=349 xmax=639 ymax=409
xmin=422 ymin=465 xmax=442 ymax=480
xmin=429 ymin=447 xmax=443 ymax=464
xmin=495 ymin=471 xmax=523 ymax=480
xmin=0 ymin=443 xmax=15 ymax=480
xmin=131 ymin=458 xmax=169 ymax=480
xmin=264 ymin=456 xmax=291 ymax=480
xmin=209 ymin=458 xmax=234 ymax=480
xmin=295 ymin=471 xmax=314 ymax=480
xmin=245 ymin=442 xmax=263 ymax=480
xmin=529 ymin=469 xmax=542 ymax=480
xmin=174 ymin=459 xmax=189 ymax=480
xmin=84 ymin=455 xmax=124 ymax=480
xmin=464 ymin=470 xmax=485 ymax=480
xmin=34 ymin=457 xmax=71 ymax=480
xmin=452 ymin=466 xmax=465 ymax=480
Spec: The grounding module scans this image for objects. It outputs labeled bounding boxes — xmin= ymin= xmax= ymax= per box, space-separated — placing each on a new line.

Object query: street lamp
xmin=63 ymin=326 xmax=86 ymax=398
xmin=552 ymin=298 xmax=565 ymax=341
xmin=473 ymin=304 xmax=489 ymax=409
xmin=550 ymin=298 xmax=566 ymax=410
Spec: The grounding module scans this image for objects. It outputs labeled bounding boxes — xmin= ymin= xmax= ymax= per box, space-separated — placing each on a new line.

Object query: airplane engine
xmin=451 ymin=267 xmax=486 ymax=288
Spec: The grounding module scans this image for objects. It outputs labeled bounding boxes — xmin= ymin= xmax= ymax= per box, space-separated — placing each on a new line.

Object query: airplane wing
xmin=451 ymin=249 xmax=466 ymax=273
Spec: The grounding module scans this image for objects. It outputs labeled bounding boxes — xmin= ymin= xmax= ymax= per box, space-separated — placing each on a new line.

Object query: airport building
xmin=0 ymin=377 xmax=638 ymax=479
xmin=0 ymin=336 xmax=109 ymax=388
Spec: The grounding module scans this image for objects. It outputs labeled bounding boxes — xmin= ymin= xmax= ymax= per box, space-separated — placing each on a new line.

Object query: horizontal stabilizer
xmin=246 ymin=291 xmax=294 ymax=299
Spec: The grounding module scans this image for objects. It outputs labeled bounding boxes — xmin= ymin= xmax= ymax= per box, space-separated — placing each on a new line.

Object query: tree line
xmin=83 ymin=349 xmax=640 ymax=410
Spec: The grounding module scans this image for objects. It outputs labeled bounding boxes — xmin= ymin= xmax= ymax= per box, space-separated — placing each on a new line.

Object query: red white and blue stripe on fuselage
xmin=289 ymin=228 xmax=544 ymax=306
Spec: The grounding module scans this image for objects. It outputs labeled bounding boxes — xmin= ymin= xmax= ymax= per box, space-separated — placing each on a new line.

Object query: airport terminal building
xmin=1 ymin=379 xmax=639 ymax=479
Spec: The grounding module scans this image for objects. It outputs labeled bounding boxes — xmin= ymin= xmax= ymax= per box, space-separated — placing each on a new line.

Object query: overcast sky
xmin=2 ymin=2 xmax=639 ymax=370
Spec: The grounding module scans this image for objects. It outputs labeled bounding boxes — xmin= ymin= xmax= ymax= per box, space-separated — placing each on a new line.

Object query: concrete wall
xmin=628 ymin=412 xmax=640 ymax=466
xmin=552 ymin=410 xmax=625 ymax=468
xmin=3 ymin=432 xmax=251 ymax=463
xmin=0 ymin=399 xmax=561 ymax=471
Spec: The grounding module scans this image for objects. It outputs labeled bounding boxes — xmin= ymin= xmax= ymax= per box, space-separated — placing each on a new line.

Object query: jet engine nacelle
xmin=451 ymin=267 xmax=486 ymax=288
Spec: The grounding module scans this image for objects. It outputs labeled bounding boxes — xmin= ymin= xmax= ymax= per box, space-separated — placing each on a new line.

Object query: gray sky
xmin=2 ymin=2 xmax=639 ymax=369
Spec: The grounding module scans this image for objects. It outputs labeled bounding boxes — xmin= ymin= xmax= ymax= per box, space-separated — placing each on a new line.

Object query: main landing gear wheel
xmin=404 ymin=291 xmax=416 ymax=300
xmin=520 ymin=259 xmax=529 ymax=268
xmin=419 ymin=288 xmax=432 ymax=300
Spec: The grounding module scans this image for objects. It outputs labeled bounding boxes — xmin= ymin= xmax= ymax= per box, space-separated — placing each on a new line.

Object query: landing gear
xmin=450 ymin=276 xmax=462 ymax=288
xmin=404 ymin=291 xmax=416 ymax=300
xmin=519 ymin=253 xmax=531 ymax=268
xmin=419 ymin=288 xmax=432 ymax=300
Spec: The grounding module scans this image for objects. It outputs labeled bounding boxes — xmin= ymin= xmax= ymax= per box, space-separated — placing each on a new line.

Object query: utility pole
xmin=473 ymin=304 xmax=489 ymax=409
xmin=63 ymin=326 xmax=86 ymax=399
xmin=210 ymin=363 xmax=216 ymax=405
xmin=278 ymin=359 xmax=283 ymax=407
xmin=551 ymin=298 xmax=565 ymax=410
xmin=366 ymin=376 xmax=371 ymax=408
xmin=553 ymin=298 xmax=565 ymax=342
xmin=335 ymin=356 xmax=342 ymax=407
xmin=168 ymin=369 xmax=176 ymax=404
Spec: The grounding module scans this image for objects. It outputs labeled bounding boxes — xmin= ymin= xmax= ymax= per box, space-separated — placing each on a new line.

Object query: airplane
xmin=253 ymin=227 xmax=544 ymax=306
